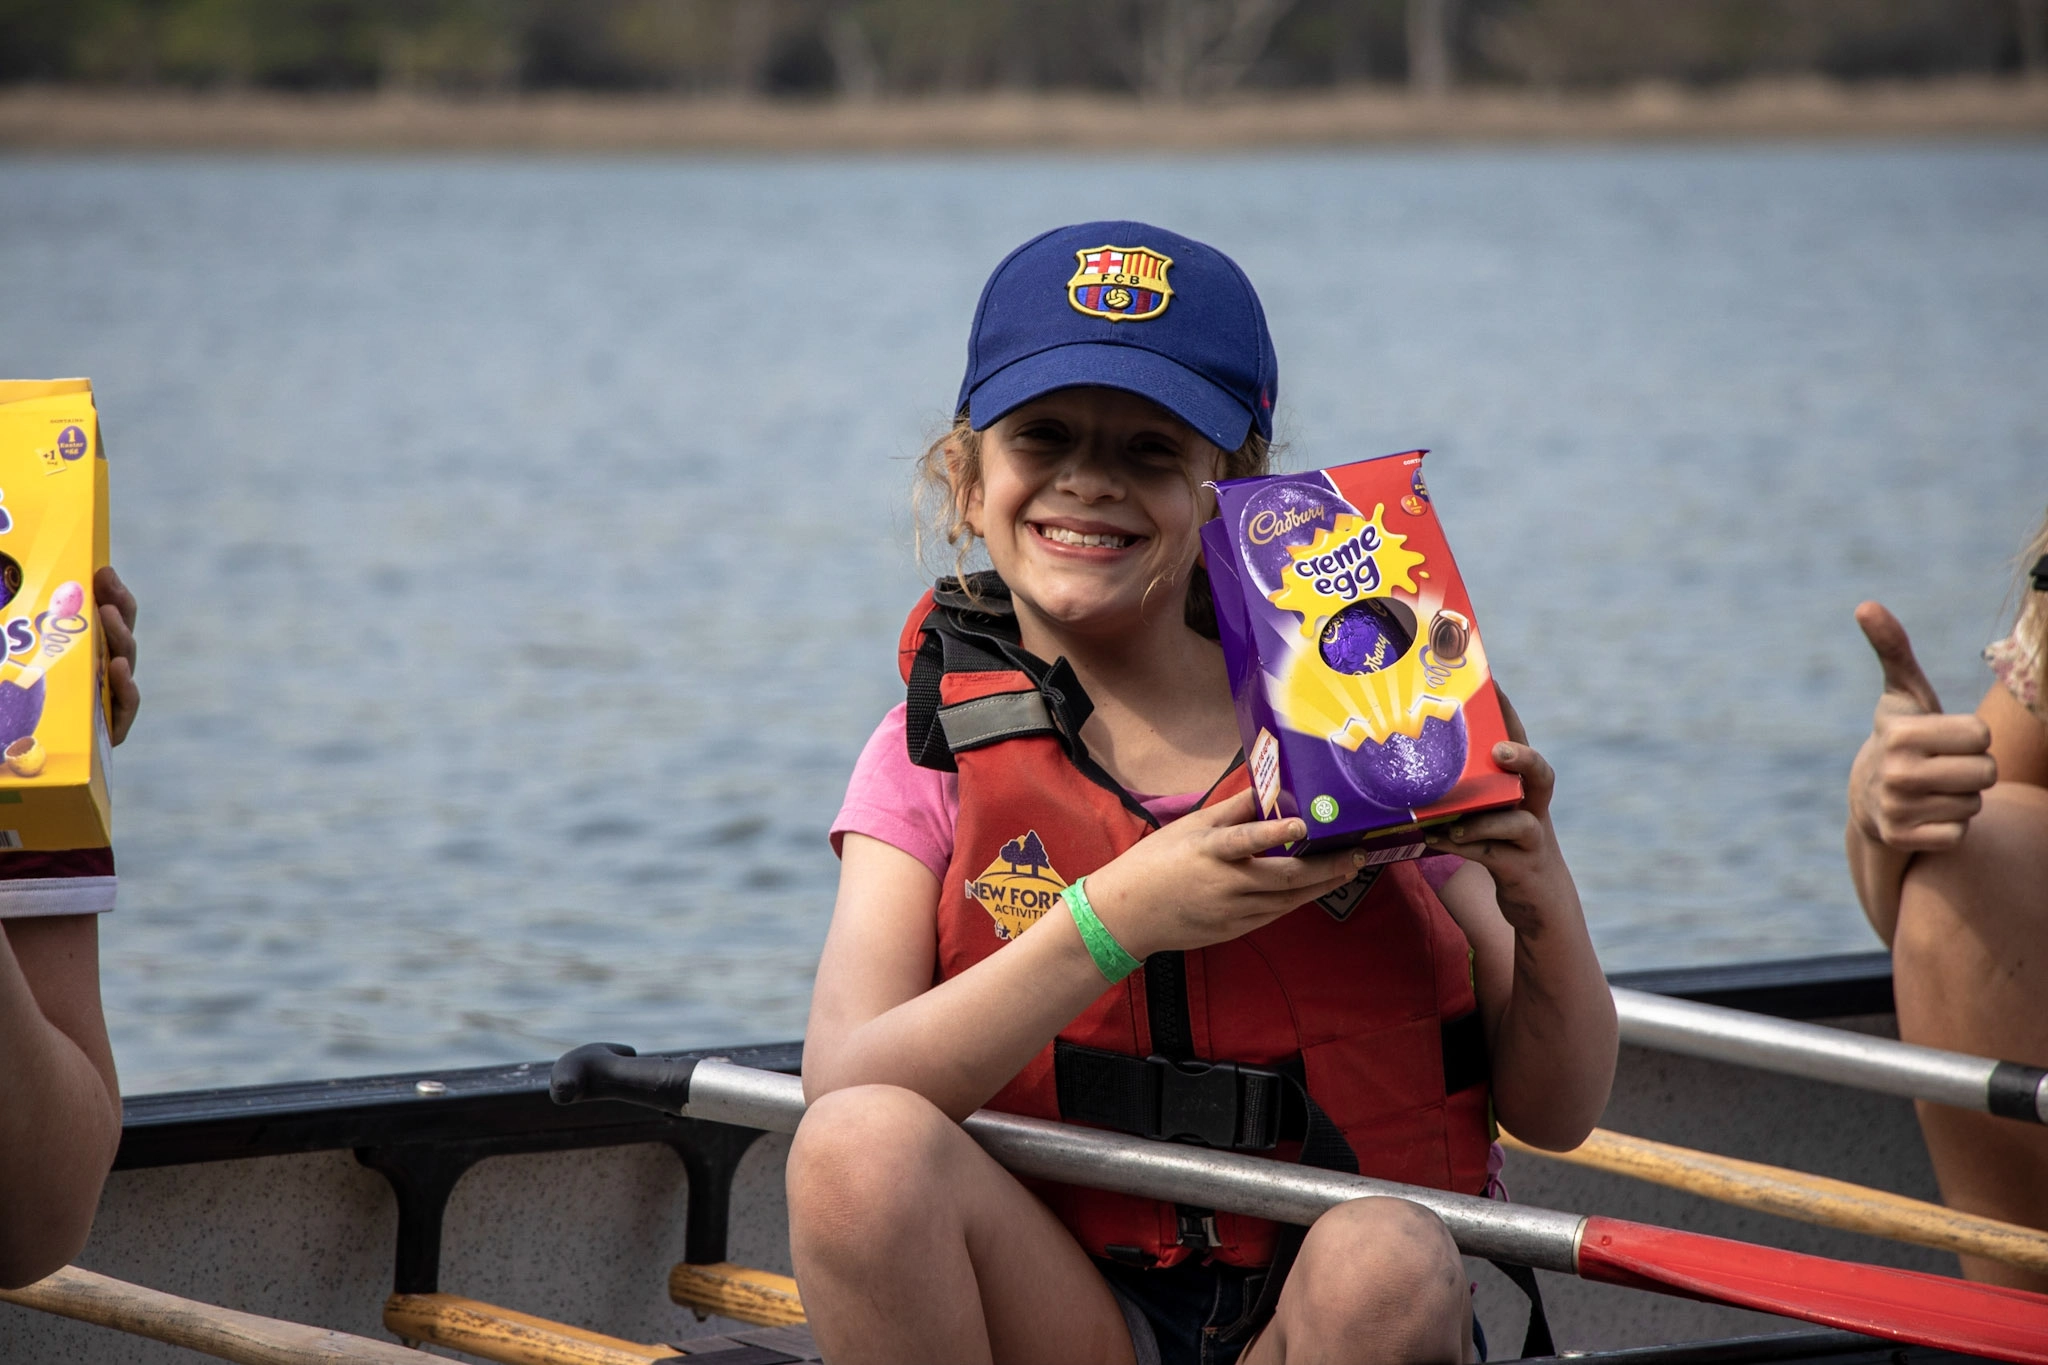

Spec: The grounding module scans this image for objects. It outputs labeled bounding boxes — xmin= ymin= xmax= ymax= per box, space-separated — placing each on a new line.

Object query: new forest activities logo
xmin=967 ymin=830 xmax=1066 ymax=940
xmin=1067 ymin=246 xmax=1174 ymax=322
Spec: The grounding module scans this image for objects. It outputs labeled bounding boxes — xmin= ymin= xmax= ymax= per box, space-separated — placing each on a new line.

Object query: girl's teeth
xmin=1040 ymin=526 xmax=1133 ymax=549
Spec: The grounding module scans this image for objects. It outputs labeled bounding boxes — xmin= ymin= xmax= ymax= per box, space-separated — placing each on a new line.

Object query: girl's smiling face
xmin=962 ymin=387 xmax=1224 ymax=641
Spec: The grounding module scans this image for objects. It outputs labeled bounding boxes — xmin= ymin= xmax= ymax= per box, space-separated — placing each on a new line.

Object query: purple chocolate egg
xmin=1345 ymin=710 xmax=1467 ymax=809
xmin=1238 ymin=480 xmax=1356 ymax=595
xmin=0 ymin=677 xmax=45 ymax=748
xmin=1319 ymin=599 xmax=1415 ymax=675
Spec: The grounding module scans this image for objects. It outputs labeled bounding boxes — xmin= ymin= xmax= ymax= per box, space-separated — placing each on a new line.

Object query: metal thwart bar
xmin=1611 ymin=987 xmax=2048 ymax=1124
xmin=681 ymin=1059 xmax=1587 ymax=1274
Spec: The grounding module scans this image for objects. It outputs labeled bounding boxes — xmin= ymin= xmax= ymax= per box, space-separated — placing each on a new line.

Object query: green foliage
xmin=1477 ymin=0 xmax=2022 ymax=87
xmin=0 ymin=0 xmax=123 ymax=81
xmin=5 ymin=0 xmax=2038 ymax=92
xmin=1259 ymin=0 xmax=1408 ymax=85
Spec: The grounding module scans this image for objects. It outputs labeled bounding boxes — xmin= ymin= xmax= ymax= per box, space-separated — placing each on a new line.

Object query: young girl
xmin=790 ymin=222 xmax=1618 ymax=1365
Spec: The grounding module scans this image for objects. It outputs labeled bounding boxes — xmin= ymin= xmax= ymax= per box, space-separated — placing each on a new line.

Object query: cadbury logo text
xmin=1247 ymin=504 xmax=1326 ymax=545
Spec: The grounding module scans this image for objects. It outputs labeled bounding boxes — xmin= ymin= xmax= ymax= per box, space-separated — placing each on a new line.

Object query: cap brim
xmin=965 ymin=342 xmax=1255 ymax=452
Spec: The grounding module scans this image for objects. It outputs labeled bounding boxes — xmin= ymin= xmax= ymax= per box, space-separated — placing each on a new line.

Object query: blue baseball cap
xmin=957 ymin=221 xmax=1278 ymax=450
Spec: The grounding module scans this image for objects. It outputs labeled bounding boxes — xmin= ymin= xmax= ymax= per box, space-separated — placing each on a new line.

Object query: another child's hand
xmin=1083 ymin=788 xmax=1365 ymax=960
xmin=1847 ymin=601 xmax=1995 ymax=853
xmin=95 ymin=566 xmax=139 ymax=746
xmin=1421 ymin=690 xmax=1572 ymax=933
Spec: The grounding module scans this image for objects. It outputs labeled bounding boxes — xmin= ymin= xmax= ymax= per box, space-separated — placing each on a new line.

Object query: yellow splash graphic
xmin=1262 ymin=505 xmax=1487 ymax=745
xmin=1266 ymin=507 xmax=1427 ymax=639
xmin=1275 ymin=621 xmax=1488 ymax=744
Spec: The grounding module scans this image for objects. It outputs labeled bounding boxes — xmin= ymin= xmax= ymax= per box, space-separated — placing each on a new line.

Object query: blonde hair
xmin=2010 ymin=506 xmax=2048 ymax=703
xmin=912 ymin=410 xmax=1274 ymax=633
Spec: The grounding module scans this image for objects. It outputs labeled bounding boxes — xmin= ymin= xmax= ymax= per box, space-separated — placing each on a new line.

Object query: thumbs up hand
xmin=1850 ymin=602 xmax=1998 ymax=853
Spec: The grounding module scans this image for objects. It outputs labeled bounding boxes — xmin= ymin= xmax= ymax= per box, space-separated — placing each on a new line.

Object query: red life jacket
xmin=898 ymin=578 xmax=1495 ymax=1270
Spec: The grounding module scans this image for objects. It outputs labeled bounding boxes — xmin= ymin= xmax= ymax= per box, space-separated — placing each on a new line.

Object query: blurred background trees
xmin=1 ymin=0 xmax=2041 ymax=95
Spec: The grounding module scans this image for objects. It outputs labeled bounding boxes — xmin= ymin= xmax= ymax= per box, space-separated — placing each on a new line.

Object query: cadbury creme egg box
xmin=1198 ymin=450 xmax=1520 ymax=857
xmin=0 ymin=379 xmax=112 ymax=851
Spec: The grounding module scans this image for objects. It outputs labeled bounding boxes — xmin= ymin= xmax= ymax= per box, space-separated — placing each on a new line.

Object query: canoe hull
xmin=0 ymin=954 xmax=1967 ymax=1361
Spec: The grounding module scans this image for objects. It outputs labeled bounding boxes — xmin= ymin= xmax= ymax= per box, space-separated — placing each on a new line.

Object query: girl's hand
xmin=1421 ymin=691 xmax=1572 ymax=933
xmin=1083 ymin=788 xmax=1366 ymax=959
xmin=1848 ymin=601 xmax=1996 ymax=853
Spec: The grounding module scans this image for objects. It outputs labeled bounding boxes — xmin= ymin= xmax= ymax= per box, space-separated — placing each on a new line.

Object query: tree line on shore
xmin=2 ymin=0 xmax=2042 ymax=99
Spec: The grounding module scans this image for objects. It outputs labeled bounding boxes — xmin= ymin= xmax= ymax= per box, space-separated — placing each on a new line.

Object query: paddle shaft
xmin=677 ymin=1056 xmax=1585 ymax=1271
xmin=1501 ymin=1127 xmax=2048 ymax=1275
xmin=1612 ymin=986 xmax=2048 ymax=1123
xmin=0 ymin=1264 xmax=433 ymax=1364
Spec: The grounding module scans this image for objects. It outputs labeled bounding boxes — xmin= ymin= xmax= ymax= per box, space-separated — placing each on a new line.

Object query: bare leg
xmin=1240 ymin=1197 xmax=1472 ymax=1365
xmin=1891 ymin=781 xmax=2048 ymax=1291
xmin=786 ymin=1084 xmax=1139 ymax=1365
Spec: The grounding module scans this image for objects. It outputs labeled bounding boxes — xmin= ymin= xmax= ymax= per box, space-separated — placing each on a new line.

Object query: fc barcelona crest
xmin=1067 ymin=245 xmax=1174 ymax=323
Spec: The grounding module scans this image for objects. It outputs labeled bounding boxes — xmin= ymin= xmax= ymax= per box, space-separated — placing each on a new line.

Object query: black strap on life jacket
xmin=1205 ymin=1005 xmax=1501 ymax=1351
xmin=1055 ymin=1014 xmax=1491 ymax=1153
xmin=1055 ymin=1042 xmax=1291 ymax=1150
xmin=1209 ymin=1000 xmax=1551 ymax=1358
xmin=1096 ymin=950 xmax=1367 ymax=1266
xmin=1492 ymin=1260 xmax=1557 ymax=1358
xmin=905 ymin=573 xmax=1198 ymax=830
xmin=904 ymin=574 xmax=1091 ymax=771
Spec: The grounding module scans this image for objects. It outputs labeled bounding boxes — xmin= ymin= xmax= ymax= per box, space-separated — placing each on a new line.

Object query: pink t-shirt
xmin=830 ymin=703 xmax=1465 ymax=894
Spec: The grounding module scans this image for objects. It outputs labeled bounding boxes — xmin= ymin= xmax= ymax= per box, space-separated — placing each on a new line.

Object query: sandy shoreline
xmin=4 ymin=78 xmax=2047 ymax=153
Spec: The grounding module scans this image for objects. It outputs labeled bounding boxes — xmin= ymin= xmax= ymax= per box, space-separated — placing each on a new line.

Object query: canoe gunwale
xmin=112 ymin=954 xmax=1893 ymax=1172
xmin=1520 ymin=1327 xmax=1973 ymax=1365
xmin=113 ymin=1040 xmax=805 ymax=1172
xmin=1603 ymin=952 xmax=1891 ymax=1020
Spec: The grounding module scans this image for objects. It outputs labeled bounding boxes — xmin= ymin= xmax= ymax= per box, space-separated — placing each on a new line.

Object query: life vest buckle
xmin=1152 ymin=1055 xmax=1283 ymax=1151
xmin=1176 ymin=1209 xmax=1224 ymax=1250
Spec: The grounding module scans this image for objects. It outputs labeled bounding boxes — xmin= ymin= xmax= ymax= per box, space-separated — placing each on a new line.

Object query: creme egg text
xmin=1291 ymin=525 xmax=1383 ymax=600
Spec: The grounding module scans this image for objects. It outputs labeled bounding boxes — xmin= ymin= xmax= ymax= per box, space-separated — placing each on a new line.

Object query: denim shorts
xmin=1095 ymin=1256 xmax=1490 ymax=1365
xmin=1094 ymin=1257 xmax=1273 ymax=1365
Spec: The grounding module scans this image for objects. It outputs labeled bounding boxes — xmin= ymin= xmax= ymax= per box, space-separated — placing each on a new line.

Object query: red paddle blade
xmin=1577 ymin=1215 xmax=2048 ymax=1365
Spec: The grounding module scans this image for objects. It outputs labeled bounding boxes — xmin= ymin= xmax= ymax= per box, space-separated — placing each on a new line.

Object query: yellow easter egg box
xmin=0 ymin=379 xmax=111 ymax=851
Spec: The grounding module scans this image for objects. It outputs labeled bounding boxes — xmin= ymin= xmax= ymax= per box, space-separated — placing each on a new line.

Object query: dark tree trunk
xmin=1407 ymin=0 xmax=1460 ymax=95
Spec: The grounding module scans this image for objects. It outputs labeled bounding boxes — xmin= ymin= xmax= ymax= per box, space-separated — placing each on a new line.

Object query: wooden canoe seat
xmin=667 ymin=1262 xmax=805 ymax=1328
xmin=384 ymin=1292 xmax=819 ymax=1364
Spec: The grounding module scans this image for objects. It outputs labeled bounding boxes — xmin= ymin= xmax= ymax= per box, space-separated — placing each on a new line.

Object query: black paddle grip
xmin=550 ymin=1042 xmax=700 ymax=1116
xmin=1988 ymin=1061 xmax=2048 ymax=1124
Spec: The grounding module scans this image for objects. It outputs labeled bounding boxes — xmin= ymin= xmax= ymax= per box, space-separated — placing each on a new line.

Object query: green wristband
xmin=1063 ymin=877 xmax=1142 ymax=983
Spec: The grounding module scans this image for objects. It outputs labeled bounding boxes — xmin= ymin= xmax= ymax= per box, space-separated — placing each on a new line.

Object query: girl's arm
xmin=804 ymin=795 xmax=1365 ymax=1120
xmin=1425 ymin=697 xmax=1617 ymax=1152
xmin=802 ymin=833 xmax=1114 ymax=1116
xmin=0 ymin=915 xmax=122 ymax=1288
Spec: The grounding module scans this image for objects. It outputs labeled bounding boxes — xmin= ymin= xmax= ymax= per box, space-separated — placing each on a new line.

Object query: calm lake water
xmin=1 ymin=145 xmax=2043 ymax=1093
